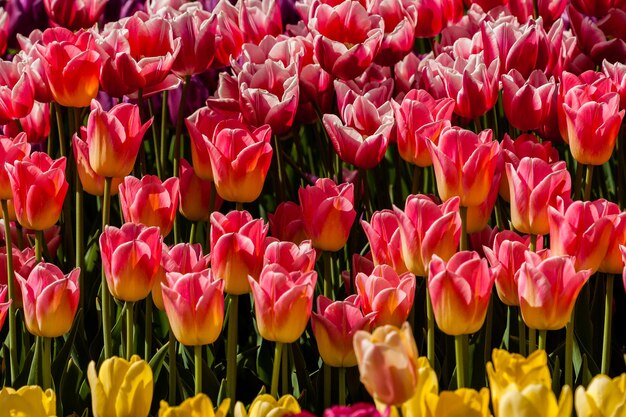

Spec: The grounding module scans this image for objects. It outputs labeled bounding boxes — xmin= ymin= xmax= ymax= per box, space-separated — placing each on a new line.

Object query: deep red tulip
xmin=212 ymin=0 xmax=245 ymax=67
xmin=414 ymin=0 xmax=463 ymax=38
xmin=170 ymin=7 xmax=217 ymax=77
xmin=502 ymin=69 xmax=556 ymax=132
xmin=367 ymin=0 xmax=417 ymax=66
xmin=268 ymin=201 xmax=309 ymax=244
xmin=44 ymin=0 xmax=107 ymax=30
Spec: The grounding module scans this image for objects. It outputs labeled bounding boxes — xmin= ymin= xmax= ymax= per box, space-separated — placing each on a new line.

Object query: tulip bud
xmin=268 ymin=201 xmax=309 ymax=244
xmin=0 ymin=385 xmax=56 ymax=416
xmin=361 ymin=210 xmax=408 ymax=274
xmin=158 ymin=394 xmax=231 ymax=417
xmin=263 ymin=240 xmax=316 ymax=273
xmin=575 ymin=374 xmax=626 ymax=417
xmin=178 ymin=159 xmax=223 ymax=222
xmin=0 ymin=133 xmax=30 ymax=200
xmin=72 ymin=135 xmax=123 ymax=197
xmin=496 ymin=384 xmax=572 ymax=417
xmin=425 ymin=388 xmax=491 ymax=417
xmin=234 ymin=395 xmax=301 ymax=417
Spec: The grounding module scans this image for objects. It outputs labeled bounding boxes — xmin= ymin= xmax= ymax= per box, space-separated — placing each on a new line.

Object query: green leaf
xmin=52 ymin=310 xmax=82 ymax=383
xmin=148 ymin=341 xmax=169 ymax=381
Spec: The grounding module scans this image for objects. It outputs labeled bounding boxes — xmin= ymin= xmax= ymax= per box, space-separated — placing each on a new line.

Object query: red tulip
xmin=212 ymin=0 xmax=245 ymax=67
xmin=502 ymin=69 xmax=556 ymax=132
xmin=599 ymin=205 xmax=626 ymax=274
xmin=5 ymin=152 xmax=68 ymax=231
xmin=268 ymin=201 xmax=309 ymax=244
xmin=0 ymin=246 xmax=35 ymax=307
xmin=3 ymin=102 xmax=51 ymax=145
xmin=361 ymin=210 xmax=407 ymax=274
xmin=0 ymin=284 xmax=9 ymax=331
xmin=466 ymin=171 xmax=500 ymax=233
xmin=17 ymin=262 xmax=80 ymax=337
xmin=367 ymin=0 xmax=418 ymax=66
xmin=170 ymin=7 xmax=217 ymax=77
xmin=0 ymin=60 xmax=34 ymax=125
xmin=43 ymin=0 xmax=107 ymax=30
xmin=603 ymin=60 xmax=626 ymax=109
xmin=414 ymin=0 xmax=463 ymax=38
xmin=0 ymin=8 xmax=7 ymax=56
xmin=298 ymin=178 xmax=356 ymax=252
xmin=0 ymin=133 xmax=30 ymax=200
xmin=393 ymin=194 xmax=461 ymax=277
xmin=263 ymin=240 xmax=316 ymax=273
xmin=239 ymin=0 xmax=283 ymax=45
xmin=72 ymin=135 xmax=123 ymax=197
xmin=178 ymin=159 xmax=222 ymax=222
xmin=428 ymin=251 xmax=495 ymax=335
xmin=100 ymin=223 xmax=163 ymax=302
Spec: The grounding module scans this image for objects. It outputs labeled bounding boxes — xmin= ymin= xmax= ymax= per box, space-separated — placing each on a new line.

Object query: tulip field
xmin=1 ymin=0 xmax=626 ymax=415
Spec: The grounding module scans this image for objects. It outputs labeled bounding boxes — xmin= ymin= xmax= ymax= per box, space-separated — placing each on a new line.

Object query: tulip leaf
xmin=148 ymin=340 xmax=169 ymax=381
xmin=551 ymin=355 xmax=561 ymax=394
xmin=52 ymin=309 xmax=82 ymax=383
xmin=292 ymin=343 xmax=316 ymax=406
xmin=27 ymin=337 xmax=42 ymax=386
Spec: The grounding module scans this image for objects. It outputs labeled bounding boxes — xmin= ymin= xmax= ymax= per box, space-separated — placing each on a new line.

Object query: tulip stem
xmin=173 ymin=76 xmax=191 ymax=180
xmin=271 ymin=342 xmax=283 ymax=398
xmin=583 ymin=165 xmax=594 ymax=201
xmin=273 ymin=134 xmax=286 ymax=202
xmin=528 ymin=328 xmax=536 ymax=354
xmin=530 ymin=234 xmax=537 ymax=252
xmin=411 ymin=164 xmax=422 ymax=195
xmin=160 ymin=91 xmax=169 ymax=174
xmin=126 ymin=301 xmax=134 ymax=359
xmin=538 ymin=330 xmax=547 ymax=351
xmin=1 ymin=200 xmax=18 ymax=384
xmin=168 ymin=331 xmax=177 ymax=403
xmin=189 ymin=222 xmax=197 ymax=244
xmin=146 ymin=98 xmax=162 ymax=179
xmin=34 ymin=230 xmax=43 ymax=263
xmin=573 ymin=163 xmax=584 ymax=200
xmin=323 ymin=363 xmax=331 ymax=408
xmin=76 ymin=168 xmax=85 ymax=323
xmin=455 ymin=334 xmax=468 ymax=388
xmin=145 ymin=296 xmax=152 ymax=358
xmin=226 ymin=295 xmax=239 ymax=405
xmin=195 ymin=344 xmax=203 ymax=395
xmin=518 ymin=309 xmax=526 ymax=356
xmin=42 ymin=337 xmax=51 ymax=390
xmin=338 ymin=367 xmax=346 ymax=406
xmin=323 ymin=251 xmax=332 ymax=297
xmin=102 ymin=177 xmax=113 ymax=359
xmin=281 ymin=342 xmax=288 ymax=395
xmin=460 ymin=206 xmax=468 ymax=251
xmin=426 ymin=289 xmax=436 ymax=367
xmin=565 ymin=314 xmax=574 ymax=388
xmin=601 ymin=275 xmax=614 ymax=374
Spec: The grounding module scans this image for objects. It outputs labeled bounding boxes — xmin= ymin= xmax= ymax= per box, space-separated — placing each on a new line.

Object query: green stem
xmin=55 ymin=105 xmax=65 ymax=157
xmin=35 ymin=230 xmax=44 ymax=263
xmin=323 ymin=251 xmax=332 ymax=298
xmin=160 ymin=91 xmax=169 ymax=174
xmin=411 ymin=164 xmax=422 ymax=195
xmin=75 ymin=167 xmax=84 ymax=318
xmin=583 ymin=165 xmax=594 ymax=201
xmin=145 ymin=296 xmax=153 ymax=358
xmin=147 ymin=99 xmax=162 ymax=178
xmin=236 ymin=202 xmax=244 ymax=211
xmin=42 ymin=337 xmax=51 ymax=389
xmin=271 ymin=342 xmax=283 ymax=398
xmin=538 ymin=330 xmax=547 ymax=351
xmin=102 ymin=177 xmax=113 ymax=359
xmin=565 ymin=314 xmax=574 ymax=388
xmin=518 ymin=309 xmax=527 ymax=356
xmin=189 ymin=222 xmax=197 ymax=244
xmin=530 ymin=234 xmax=537 ymax=252
xmin=173 ymin=76 xmax=191 ymax=179
xmin=1 ymin=200 xmax=18 ymax=384
xmin=226 ymin=295 xmax=239 ymax=404
xmin=323 ymin=364 xmax=331 ymax=408
xmin=195 ymin=344 xmax=203 ymax=395
xmin=426 ymin=288 xmax=435 ymax=367
xmin=281 ymin=342 xmax=288 ymax=395
xmin=455 ymin=334 xmax=468 ymax=388
xmin=601 ymin=275 xmax=614 ymax=374
xmin=573 ymin=163 xmax=583 ymax=201
xmin=528 ymin=328 xmax=536 ymax=354
xmin=273 ymin=134 xmax=286 ymax=202
xmin=338 ymin=367 xmax=346 ymax=406
xmin=460 ymin=206 xmax=468 ymax=251
xmin=484 ymin=297 xmax=493 ymax=365
xmin=168 ymin=331 xmax=177 ymax=404
xmin=126 ymin=301 xmax=134 ymax=359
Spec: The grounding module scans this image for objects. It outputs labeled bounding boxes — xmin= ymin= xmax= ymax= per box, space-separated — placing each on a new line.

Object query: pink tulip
xmin=355 ymin=265 xmax=415 ymax=328
xmin=394 ymin=53 xmax=421 ymax=95
xmin=43 ymin=0 xmax=106 ymax=30
xmin=212 ymin=0 xmax=245 ymax=68
xmin=207 ymin=119 xmax=273 ymax=203
xmin=119 ymin=175 xmax=180 ymax=237
xmin=506 ymin=157 xmax=571 ymax=235
xmin=414 ymin=0 xmax=463 ymax=38
xmin=268 ymin=201 xmax=309 ymax=244
xmin=170 ymin=8 xmax=216 ymax=77
xmin=392 ymin=89 xmax=455 ymax=167
xmin=263 ymin=240 xmax=316 ymax=273
xmin=367 ymin=0 xmax=418 ymax=66
xmin=361 ymin=210 xmax=407 ymax=274
xmin=0 ymin=133 xmax=30 ymax=200
xmin=518 ymin=253 xmax=591 ymax=330
xmin=311 ymin=295 xmax=373 ymax=367
xmin=72 ymin=135 xmax=123 ymax=197
xmin=0 ymin=247 xmax=35 ymax=308
xmin=0 ymin=284 xmax=9 ymax=330
xmin=162 ymin=270 xmax=225 ymax=346
xmin=548 ymin=199 xmax=615 ymax=273
xmin=298 ymin=178 xmax=356 ymax=252
xmin=603 ymin=60 xmax=626 ymax=109
xmin=3 ymin=102 xmax=51 ymax=145
xmin=17 ymin=262 xmax=79 ymax=337
xmin=249 ymin=264 xmax=317 ymax=343
xmin=502 ymin=69 xmax=556 ymax=132
xmin=568 ymin=5 xmax=625 ymax=67
xmin=178 ymin=159 xmax=222 ymax=222
xmin=393 ymin=194 xmax=461 ymax=277
xmin=599 ymin=205 xmax=626 ymax=274
xmin=0 ymin=60 xmax=34 ymax=125
xmin=428 ymin=251 xmax=495 ymax=335
xmin=308 ymin=0 xmax=384 ymax=80
xmin=427 ymin=127 xmax=501 ymax=207
xmin=100 ymin=223 xmax=163 ymax=302
xmin=5 ymin=152 xmax=68 ymax=231
xmin=466 ymin=171 xmax=500 ymax=233
xmin=210 ymin=210 xmax=268 ymax=295
xmin=239 ymin=0 xmax=283 ymax=44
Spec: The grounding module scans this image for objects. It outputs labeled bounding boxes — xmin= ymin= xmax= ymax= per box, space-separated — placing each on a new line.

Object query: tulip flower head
xmin=178 ymin=158 xmax=223 ymax=222
xmin=268 ymin=201 xmax=309 ymax=244
xmin=263 ymin=240 xmax=316 ymax=273
xmin=575 ymin=374 xmax=626 ymax=417
xmin=88 ymin=355 xmax=153 ymax=417
xmin=0 ymin=385 xmax=56 ymax=416
xmin=43 ymin=0 xmax=107 ymax=30
xmin=496 ymin=384 xmax=572 ymax=417
xmin=0 ymin=60 xmax=35 ymax=125
xmin=0 ymin=133 xmax=30 ymax=200
xmin=361 ymin=210 xmax=407 ymax=274
xmin=72 ymin=135 xmax=123 ymax=197
xmin=158 ymin=394 xmax=231 ymax=417
xmin=425 ymin=388 xmax=492 ymax=417
xmin=0 ymin=284 xmax=10 ymax=331
xmin=234 ymin=395 xmax=301 ymax=417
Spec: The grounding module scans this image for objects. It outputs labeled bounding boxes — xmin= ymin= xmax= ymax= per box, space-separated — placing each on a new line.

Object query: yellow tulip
xmin=575 ymin=374 xmax=626 ymax=417
xmin=234 ymin=394 xmax=301 ymax=417
xmin=87 ymin=355 xmax=153 ymax=417
xmin=497 ymin=384 xmax=572 ymax=417
xmin=158 ymin=394 xmax=231 ymax=417
xmin=487 ymin=348 xmax=551 ymax=412
xmin=0 ymin=386 xmax=56 ymax=417
xmin=425 ymin=388 xmax=492 ymax=417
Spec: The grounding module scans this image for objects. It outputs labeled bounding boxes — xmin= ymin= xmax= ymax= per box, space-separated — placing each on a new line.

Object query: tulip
xmin=355 ymin=265 xmax=416 ymax=328
xmin=361 ymin=210 xmax=407 ymax=274
xmin=207 ymin=119 xmax=273 ymax=203
xmin=367 ymin=0 xmax=417 ymax=66
xmin=0 ymin=60 xmax=35 ymax=125
xmin=158 ymin=394 xmax=231 ymax=417
xmin=88 ymin=355 xmax=153 ymax=417
xmin=311 ymin=295 xmax=373 ymax=368
xmin=427 ymin=128 xmax=501 ymax=207
xmin=210 ymin=210 xmax=268 ymax=295
xmin=563 ymin=88 xmax=624 ymax=165
xmin=72 ymin=135 xmax=123 ymax=197
xmin=353 ymin=322 xmax=419 ymax=406
xmin=466 ymin=172 xmax=500 ymax=234
xmin=100 ymin=223 xmax=163 ymax=302
xmin=119 ymin=175 xmax=180 ymax=237
xmin=575 ymin=374 xmax=626 ymax=417
xmin=600 ymin=209 xmax=626 ymax=274
xmin=298 ymin=178 xmax=356 ymax=252
xmin=393 ymin=194 xmax=461 ymax=277
xmin=212 ymin=0 xmax=245 ymax=68
xmin=0 ymin=284 xmax=10 ymax=330
xmin=308 ymin=1 xmax=384 ymax=80
xmin=0 ymin=386 xmax=56 ymax=416
xmin=517 ymin=253 xmax=591 ymax=330
xmin=162 ymin=270 xmax=225 ymax=346
xmin=487 ymin=348 xmax=552 ymax=413
xmin=170 ymin=8 xmax=216 ymax=78
xmin=428 ymin=251 xmax=495 ymax=336
xmin=43 ymin=0 xmax=106 ymax=30
xmin=234 ymin=395 xmax=301 ymax=417
xmin=325 ymin=403 xmax=388 ymax=417
xmin=603 ymin=60 xmax=626 ymax=109
xmin=239 ymin=0 xmax=282 ymax=45
xmin=263 ymin=240 xmax=316 ymax=273
xmin=496 ymin=384 xmax=572 ymax=417
xmin=5 ymin=152 xmax=68 ymax=231
xmin=392 ymin=89 xmax=455 ymax=168
xmin=425 ymin=388 xmax=491 ymax=417
xmin=249 ymin=264 xmax=317 ymax=343
xmin=80 ymin=99 xmax=152 ymax=179
xmin=502 ymin=69 xmax=556 ymax=132
xmin=268 ymin=201 xmax=309 ymax=244
xmin=414 ymin=0 xmax=463 ymax=38
xmin=506 ymin=158 xmax=571 ymax=236
xmin=3 ymin=101 xmax=51 ymax=145
xmin=0 ymin=133 xmax=30 ymax=200
xmin=548 ymin=199 xmax=614 ymax=273
xmin=17 ymin=262 xmax=79 ymax=337
xmin=178 ymin=159 xmax=222 ymax=222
